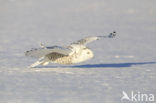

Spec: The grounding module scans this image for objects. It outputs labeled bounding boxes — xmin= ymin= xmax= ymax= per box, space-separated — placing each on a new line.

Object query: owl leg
xmin=30 ymin=61 xmax=49 ymax=68
xmin=30 ymin=60 xmax=43 ymax=68
xmin=40 ymin=61 xmax=49 ymax=66
xmin=30 ymin=57 xmax=49 ymax=68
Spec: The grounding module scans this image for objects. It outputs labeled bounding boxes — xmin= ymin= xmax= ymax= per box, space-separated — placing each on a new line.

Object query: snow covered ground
xmin=0 ymin=0 xmax=156 ymax=103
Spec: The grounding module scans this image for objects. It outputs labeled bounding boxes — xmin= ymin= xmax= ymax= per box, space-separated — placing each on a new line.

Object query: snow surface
xmin=0 ymin=0 xmax=156 ymax=103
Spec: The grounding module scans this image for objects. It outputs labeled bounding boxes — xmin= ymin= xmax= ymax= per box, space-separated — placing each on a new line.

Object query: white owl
xmin=25 ymin=31 xmax=116 ymax=67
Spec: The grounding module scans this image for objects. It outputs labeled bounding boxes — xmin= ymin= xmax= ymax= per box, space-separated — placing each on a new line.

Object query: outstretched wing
xmin=72 ymin=31 xmax=116 ymax=45
xmin=25 ymin=46 xmax=72 ymax=58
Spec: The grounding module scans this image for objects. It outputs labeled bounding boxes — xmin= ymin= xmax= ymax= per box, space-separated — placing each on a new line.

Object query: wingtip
xmin=25 ymin=51 xmax=29 ymax=56
xmin=109 ymin=31 xmax=116 ymax=38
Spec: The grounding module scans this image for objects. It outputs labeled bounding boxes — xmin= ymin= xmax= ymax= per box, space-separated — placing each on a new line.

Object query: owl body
xmin=25 ymin=31 xmax=116 ymax=67
xmin=44 ymin=47 xmax=93 ymax=65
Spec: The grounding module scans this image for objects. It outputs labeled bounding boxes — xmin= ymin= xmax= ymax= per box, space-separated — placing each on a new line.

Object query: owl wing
xmin=71 ymin=31 xmax=116 ymax=45
xmin=25 ymin=46 xmax=72 ymax=58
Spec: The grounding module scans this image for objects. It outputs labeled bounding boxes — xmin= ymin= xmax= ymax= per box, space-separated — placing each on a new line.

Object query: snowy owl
xmin=25 ymin=31 xmax=116 ymax=67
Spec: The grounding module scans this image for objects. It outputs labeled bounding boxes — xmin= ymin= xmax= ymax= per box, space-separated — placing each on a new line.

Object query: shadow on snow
xmin=71 ymin=62 xmax=156 ymax=68
xmin=38 ymin=62 xmax=156 ymax=68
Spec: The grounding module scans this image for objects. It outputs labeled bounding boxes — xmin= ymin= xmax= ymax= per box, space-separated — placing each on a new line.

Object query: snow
xmin=0 ymin=0 xmax=156 ymax=103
